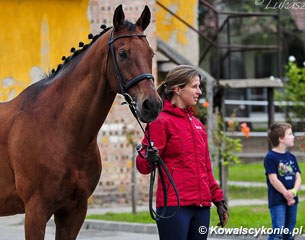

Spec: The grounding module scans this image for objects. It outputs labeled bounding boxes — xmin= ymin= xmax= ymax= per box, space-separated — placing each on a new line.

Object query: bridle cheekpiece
xmin=108 ymin=30 xmax=154 ymax=96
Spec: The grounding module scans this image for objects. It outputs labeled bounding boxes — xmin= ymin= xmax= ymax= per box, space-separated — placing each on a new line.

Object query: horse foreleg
xmin=24 ymin=196 xmax=51 ymax=240
xmin=54 ymin=200 xmax=88 ymax=240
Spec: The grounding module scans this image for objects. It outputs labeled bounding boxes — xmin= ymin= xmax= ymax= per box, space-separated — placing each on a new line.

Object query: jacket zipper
xmin=187 ymin=112 xmax=203 ymax=206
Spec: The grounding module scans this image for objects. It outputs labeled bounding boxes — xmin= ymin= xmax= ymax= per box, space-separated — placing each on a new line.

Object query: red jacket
xmin=136 ymin=100 xmax=224 ymax=208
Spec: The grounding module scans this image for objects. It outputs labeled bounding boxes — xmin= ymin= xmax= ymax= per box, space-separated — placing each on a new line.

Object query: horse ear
xmin=113 ymin=4 xmax=125 ymax=31
xmin=136 ymin=5 xmax=151 ymax=31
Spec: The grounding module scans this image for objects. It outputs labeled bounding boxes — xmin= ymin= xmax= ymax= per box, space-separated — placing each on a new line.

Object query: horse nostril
xmin=139 ymin=98 xmax=162 ymax=123
xmin=142 ymin=99 xmax=151 ymax=113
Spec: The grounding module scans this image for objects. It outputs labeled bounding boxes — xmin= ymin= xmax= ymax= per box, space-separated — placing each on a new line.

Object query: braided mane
xmin=46 ymin=25 xmax=111 ymax=79
xmin=45 ymin=19 xmax=140 ymax=80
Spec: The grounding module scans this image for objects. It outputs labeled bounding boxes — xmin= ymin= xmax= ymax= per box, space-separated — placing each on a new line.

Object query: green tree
xmin=275 ymin=57 xmax=305 ymax=130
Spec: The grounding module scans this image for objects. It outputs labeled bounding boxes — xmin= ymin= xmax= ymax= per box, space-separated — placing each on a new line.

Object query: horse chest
xmin=59 ymin=161 xmax=101 ymax=193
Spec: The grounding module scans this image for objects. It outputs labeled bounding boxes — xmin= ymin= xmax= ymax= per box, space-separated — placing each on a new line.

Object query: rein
xmin=127 ymin=96 xmax=180 ymax=221
xmin=106 ymin=30 xmax=180 ymax=220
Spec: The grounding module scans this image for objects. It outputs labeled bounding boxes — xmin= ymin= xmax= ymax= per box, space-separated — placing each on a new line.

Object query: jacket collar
xmin=163 ymin=99 xmax=194 ymax=118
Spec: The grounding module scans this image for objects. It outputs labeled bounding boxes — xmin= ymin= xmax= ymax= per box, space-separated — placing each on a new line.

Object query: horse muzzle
xmin=137 ymin=97 xmax=162 ymax=123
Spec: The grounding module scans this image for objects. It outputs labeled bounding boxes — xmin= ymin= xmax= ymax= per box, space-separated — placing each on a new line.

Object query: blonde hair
xmin=157 ymin=65 xmax=201 ymax=100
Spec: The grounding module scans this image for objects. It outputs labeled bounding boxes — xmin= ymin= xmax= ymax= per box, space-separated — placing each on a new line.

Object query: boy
xmin=264 ymin=123 xmax=302 ymax=240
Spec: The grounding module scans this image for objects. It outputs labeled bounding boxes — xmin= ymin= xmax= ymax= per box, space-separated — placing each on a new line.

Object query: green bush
xmin=276 ymin=57 xmax=305 ymax=131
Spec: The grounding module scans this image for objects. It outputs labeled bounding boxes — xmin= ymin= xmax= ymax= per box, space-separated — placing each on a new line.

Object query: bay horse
xmin=0 ymin=5 xmax=162 ymax=240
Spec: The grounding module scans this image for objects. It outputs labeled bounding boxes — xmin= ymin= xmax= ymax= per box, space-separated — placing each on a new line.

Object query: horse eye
xmin=118 ymin=50 xmax=128 ymax=59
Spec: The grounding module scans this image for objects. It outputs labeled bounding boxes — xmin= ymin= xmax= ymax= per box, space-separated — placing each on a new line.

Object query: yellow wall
xmin=0 ymin=0 xmax=90 ymax=101
xmin=156 ymin=0 xmax=197 ymax=45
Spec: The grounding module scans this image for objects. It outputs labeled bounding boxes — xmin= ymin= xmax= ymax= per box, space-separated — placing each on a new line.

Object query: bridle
xmin=107 ymin=29 xmax=180 ymax=220
xmin=107 ymin=29 xmax=154 ymax=103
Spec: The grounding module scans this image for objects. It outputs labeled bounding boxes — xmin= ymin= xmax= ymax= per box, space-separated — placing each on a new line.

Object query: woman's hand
xmin=215 ymin=200 xmax=229 ymax=227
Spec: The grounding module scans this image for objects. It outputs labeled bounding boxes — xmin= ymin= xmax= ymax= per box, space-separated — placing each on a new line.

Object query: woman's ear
xmin=173 ymin=86 xmax=181 ymax=96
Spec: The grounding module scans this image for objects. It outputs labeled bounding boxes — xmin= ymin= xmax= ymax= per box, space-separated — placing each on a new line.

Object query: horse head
xmin=107 ymin=5 xmax=162 ymax=123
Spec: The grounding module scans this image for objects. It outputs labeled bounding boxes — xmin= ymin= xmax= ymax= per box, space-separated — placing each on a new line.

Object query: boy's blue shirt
xmin=264 ymin=150 xmax=301 ymax=208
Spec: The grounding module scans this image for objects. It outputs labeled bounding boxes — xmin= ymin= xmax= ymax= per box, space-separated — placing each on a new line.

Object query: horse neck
xmin=49 ymin=33 xmax=116 ymax=146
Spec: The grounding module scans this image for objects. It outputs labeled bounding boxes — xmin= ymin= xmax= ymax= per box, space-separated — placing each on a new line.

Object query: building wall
xmin=0 ymin=0 xmax=90 ymax=101
xmin=156 ymin=0 xmax=199 ymax=65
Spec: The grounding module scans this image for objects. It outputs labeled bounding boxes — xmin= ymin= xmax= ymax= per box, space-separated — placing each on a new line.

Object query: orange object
xmin=202 ymin=101 xmax=209 ymax=108
xmin=241 ymin=122 xmax=250 ymax=138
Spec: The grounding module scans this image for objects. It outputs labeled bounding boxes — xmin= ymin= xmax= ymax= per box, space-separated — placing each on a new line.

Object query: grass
xmin=213 ymin=162 xmax=265 ymax=182
xmin=228 ymin=185 xmax=267 ymax=199
xmin=210 ymin=203 xmax=305 ymax=231
xmin=228 ymin=185 xmax=305 ymax=201
xmin=228 ymin=185 xmax=305 ymax=200
xmin=87 ymin=211 xmax=154 ymax=224
xmin=86 ymin=160 xmax=305 ymax=234
xmin=87 ymin=202 xmax=305 ymax=232
xmin=213 ymin=160 xmax=305 ymax=182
